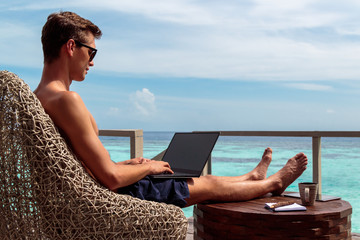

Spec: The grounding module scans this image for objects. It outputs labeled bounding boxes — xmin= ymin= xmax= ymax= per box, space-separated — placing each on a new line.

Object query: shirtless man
xmin=35 ymin=11 xmax=308 ymax=208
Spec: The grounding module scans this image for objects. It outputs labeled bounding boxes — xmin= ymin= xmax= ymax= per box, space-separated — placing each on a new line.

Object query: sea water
xmin=100 ymin=131 xmax=360 ymax=233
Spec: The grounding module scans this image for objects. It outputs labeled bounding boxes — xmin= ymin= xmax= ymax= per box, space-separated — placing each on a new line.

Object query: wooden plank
xmin=216 ymin=131 xmax=360 ymax=138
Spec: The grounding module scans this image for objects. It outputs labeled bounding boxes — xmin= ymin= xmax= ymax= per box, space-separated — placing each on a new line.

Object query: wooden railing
xmin=199 ymin=131 xmax=360 ymax=196
xmin=99 ymin=129 xmax=143 ymax=159
xmin=99 ymin=130 xmax=360 ymax=196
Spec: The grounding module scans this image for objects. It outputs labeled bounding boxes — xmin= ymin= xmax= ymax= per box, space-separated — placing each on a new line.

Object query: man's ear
xmin=65 ymin=39 xmax=76 ymax=57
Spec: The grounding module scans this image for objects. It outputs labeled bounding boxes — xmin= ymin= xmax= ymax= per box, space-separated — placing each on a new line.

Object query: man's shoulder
xmin=55 ymin=90 xmax=82 ymax=104
xmin=41 ymin=90 xmax=87 ymax=122
xmin=37 ymin=88 xmax=82 ymax=108
xmin=48 ymin=90 xmax=85 ymax=111
xmin=44 ymin=90 xmax=92 ymax=136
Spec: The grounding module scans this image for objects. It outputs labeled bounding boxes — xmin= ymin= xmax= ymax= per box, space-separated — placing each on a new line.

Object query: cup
xmin=298 ymin=182 xmax=318 ymax=206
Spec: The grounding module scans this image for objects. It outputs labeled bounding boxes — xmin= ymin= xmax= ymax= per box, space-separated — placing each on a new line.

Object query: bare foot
xmin=249 ymin=147 xmax=273 ymax=180
xmin=271 ymin=152 xmax=308 ymax=195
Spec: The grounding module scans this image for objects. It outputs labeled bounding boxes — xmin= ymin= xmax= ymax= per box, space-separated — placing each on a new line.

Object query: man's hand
xmin=145 ymin=160 xmax=174 ymax=175
xmin=119 ymin=158 xmax=173 ymax=175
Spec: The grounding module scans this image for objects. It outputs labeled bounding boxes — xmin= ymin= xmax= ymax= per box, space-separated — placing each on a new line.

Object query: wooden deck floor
xmin=186 ymin=217 xmax=194 ymax=240
xmin=353 ymin=233 xmax=360 ymax=240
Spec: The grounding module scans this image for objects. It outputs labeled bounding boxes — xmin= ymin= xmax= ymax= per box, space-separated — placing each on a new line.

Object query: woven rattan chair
xmin=0 ymin=70 xmax=187 ymax=239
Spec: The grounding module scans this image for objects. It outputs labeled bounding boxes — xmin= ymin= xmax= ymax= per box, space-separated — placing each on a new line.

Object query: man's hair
xmin=41 ymin=11 xmax=102 ymax=63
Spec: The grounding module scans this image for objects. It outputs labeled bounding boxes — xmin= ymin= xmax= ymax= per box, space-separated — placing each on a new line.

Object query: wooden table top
xmin=196 ymin=193 xmax=352 ymax=219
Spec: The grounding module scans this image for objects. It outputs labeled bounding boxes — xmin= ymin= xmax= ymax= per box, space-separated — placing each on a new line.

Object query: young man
xmin=35 ymin=11 xmax=308 ymax=208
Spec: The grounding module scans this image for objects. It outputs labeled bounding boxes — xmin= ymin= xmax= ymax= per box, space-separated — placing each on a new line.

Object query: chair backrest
xmin=0 ymin=71 xmax=187 ymax=239
xmin=1 ymin=71 xmax=44 ymax=238
xmin=0 ymin=70 xmax=93 ymax=238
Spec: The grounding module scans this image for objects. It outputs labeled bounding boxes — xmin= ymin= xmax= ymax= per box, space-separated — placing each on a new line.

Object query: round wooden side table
xmin=194 ymin=193 xmax=352 ymax=240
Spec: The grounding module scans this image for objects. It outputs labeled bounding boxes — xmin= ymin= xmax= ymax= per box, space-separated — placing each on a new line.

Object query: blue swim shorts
xmin=117 ymin=176 xmax=189 ymax=208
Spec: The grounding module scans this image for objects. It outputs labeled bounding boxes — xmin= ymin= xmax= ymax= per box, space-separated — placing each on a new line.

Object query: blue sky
xmin=1 ymin=0 xmax=360 ymax=131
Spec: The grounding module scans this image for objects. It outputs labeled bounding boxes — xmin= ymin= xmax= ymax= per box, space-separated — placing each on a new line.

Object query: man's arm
xmin=47 ymin=91 xmax=172 ymax=190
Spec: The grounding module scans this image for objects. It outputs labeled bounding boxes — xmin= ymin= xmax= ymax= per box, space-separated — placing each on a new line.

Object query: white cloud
xmin=3 ymin=0 xmax=360 ymax=81
xmin=285 ymin=83 xmax=333 ymax=91
xmin=130 ymin=88 xmax=156 ymax=116
xmin=4 ymin=0 xmax=218 ymax=26
xmin=250 ymin=0 xmax=343 ymax=29
xmin=90 ymin=0 xmax=360 ymax=82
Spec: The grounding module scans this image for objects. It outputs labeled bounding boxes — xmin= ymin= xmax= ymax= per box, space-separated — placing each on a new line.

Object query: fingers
xmin=165 ymin=167 xmax=174 ymax=174
xmin=147 ymin=160 xmax=173 ymax=175
xmin=137 ymin=157 xmax=152 ymax=164
xmin=159 ymin=161 xmax=173 ymax=173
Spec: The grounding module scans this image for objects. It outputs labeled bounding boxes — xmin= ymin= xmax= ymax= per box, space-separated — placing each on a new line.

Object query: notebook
xmin=149 ymin=132 xmax=220 ymax=178
xmin=264 ymin=202 xmax=307 ymax=212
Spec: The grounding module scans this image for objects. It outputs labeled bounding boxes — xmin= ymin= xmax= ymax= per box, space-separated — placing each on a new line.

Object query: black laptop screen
xmin=162 ymin=132 xmax=219 ymax=172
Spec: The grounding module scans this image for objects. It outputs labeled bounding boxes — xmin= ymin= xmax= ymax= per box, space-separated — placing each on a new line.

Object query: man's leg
xmin=214 ymin=147 xmax=273 ymax=182
xmin=184 ymin=152 xmax=308 ymax=207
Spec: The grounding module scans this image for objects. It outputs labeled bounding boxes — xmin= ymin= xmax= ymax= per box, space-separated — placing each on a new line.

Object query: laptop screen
xmin=162 ymin=132 xmax=220 ymax=173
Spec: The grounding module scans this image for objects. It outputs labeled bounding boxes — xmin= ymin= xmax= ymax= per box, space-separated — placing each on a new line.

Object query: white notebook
xmin=265 ymin=202 xmax=307 ymax=212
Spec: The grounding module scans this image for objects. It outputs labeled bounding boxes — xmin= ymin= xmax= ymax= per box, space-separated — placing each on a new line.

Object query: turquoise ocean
xmin=100 ymin=131 xmax=360 ymax=233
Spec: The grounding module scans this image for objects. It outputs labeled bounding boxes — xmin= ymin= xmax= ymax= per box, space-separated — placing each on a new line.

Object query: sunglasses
xmin=74 ymin=40 xmax=97 ymax=62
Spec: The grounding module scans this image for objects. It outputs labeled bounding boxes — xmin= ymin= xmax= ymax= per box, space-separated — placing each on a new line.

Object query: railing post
xmin=99 ymin=129 xmax=144 ymax=159
xmin=201 ymin=155 xmax=212 ymax=176
xmin=130 ymin=129 xmax=143 ymax=159
xmin=312 ymin=136 xmax=322 ymax=195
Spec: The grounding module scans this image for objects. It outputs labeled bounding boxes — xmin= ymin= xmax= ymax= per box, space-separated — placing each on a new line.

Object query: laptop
xmin=149 ymin=132 xmax=220 ymax=178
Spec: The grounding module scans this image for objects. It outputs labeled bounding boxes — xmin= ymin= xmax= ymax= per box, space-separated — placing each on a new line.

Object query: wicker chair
xmin=0 ymin=70 xmax=187 ymax=239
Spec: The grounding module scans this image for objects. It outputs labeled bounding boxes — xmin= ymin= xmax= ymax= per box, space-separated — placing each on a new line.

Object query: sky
xmin=1 ymin=0 xmax=360 ymax=131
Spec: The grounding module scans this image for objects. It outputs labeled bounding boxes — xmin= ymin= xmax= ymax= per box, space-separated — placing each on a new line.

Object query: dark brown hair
xmin=41 ymin=11 xmax=102 ymax=63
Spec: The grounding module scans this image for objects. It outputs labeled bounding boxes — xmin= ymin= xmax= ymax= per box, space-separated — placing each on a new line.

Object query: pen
xmin=270 ymin=201 xmax=296 ymax=209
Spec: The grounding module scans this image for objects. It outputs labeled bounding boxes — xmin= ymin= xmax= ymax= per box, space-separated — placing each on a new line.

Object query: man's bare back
xmin=35 ymin=83 xmax=99 ymax=176
xmin=35 ymin=85 xmax=98 ymax=136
